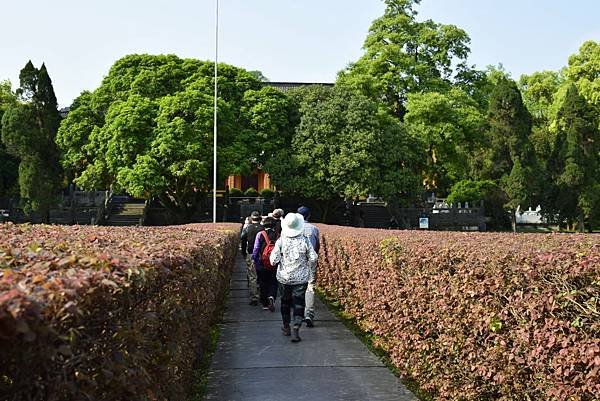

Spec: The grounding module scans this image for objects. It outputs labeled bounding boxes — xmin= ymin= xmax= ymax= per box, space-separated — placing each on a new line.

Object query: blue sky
xmin=1 ymin=0 xmax=598 ymax=107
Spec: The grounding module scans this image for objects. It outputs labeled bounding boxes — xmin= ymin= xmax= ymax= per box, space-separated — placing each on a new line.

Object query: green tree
xmin=1 ymin=62 xmax=62 ymax=221
xmin=519 ymin=70 xmax=564 ymax=127
xmin=77 ymin=94 xmax=158 ymax=190
xmin=248 ymin=70 xmax=269 ymax=82
xmin=404 ymin=88 xmax=486 ymax=193
xmin=270 ymin=85 xmax=422 ymax=221
xmin=477 ymin=78 xmax=534 ymax=178
xmin=565 ymin=40 xmax=600 ymax=119
xmin=518 ymin=70 xmax=564 ymax=209
xmin=502 ymin=159 xmax=531 ymax=232
xmin=561 ymin=42 xmax=600 ymax=230
xmin=339 ymin=0 xmax=472 ymax=118
xmin=239 ymin=86 xmax=296 ymax=173
xmin=54 ymin=91 xmax=103 ymax=182
xmin=0 ymin=80 xmax=18 ymax=197
xmin=57 ymin=54 xmax=292 ymax=220
xmin=548 ymin=83 xmax=599 ymax=231
xmin=474 ymin=77 xmax=536 ymax=231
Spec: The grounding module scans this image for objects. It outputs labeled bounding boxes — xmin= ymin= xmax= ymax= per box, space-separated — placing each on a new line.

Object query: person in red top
xmin=252 ymin=217 xmax=279 ymax=311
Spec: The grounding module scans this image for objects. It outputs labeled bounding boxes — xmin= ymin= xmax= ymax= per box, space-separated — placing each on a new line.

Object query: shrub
xmin=229 ymin=187 xmax=243 ymax=197
xmin=447 ymin=179 xmax=498 ymax=205
xmin=259 ymin=188 xmax=274 ymax=198
xmin=0 ymin=223 xmax=239 ymax=401
xmin=447 ymin=179 xmax=509 ymax=229
xmin=244 ymin=187 xmax=258 ymax=197
xmin=317 ymin=226 xmax=600 ymax=401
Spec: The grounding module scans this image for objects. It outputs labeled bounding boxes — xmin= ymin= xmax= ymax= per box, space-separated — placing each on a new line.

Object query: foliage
xmin=446 ymin=179 xmax=497 ymax=205
xmin=259 ymin=188 xmax=274 ymax=198
xmin=565 ymin=40 xmax=600 ymax=118
xmin=57 ymin=54 xmax=293 ymax=218
xmin=243 ymin=187 xmax=258 ymax=197
xmin=247 ymin=70 xmax=269 ymax=82
xmin=479 ymin=77 xmax=534 ymax=179
xmin=0 ymin=80 xmax=18 ymax=197
xmin=1 ymin=62 xmax=62 ymax=220
xmin=228 ymin=187 xmax=243 ymax=197
xmin=239 ymin=86 xmax=296 ymax=173
xmin=519 ymin=70 xmax=564 ymax=127
xmin=469 ymin=77 xmax=538 ymax=230
xmin=405 ymin=88 xmax=486 ymax=192
xmin=547 ymin=83 xmax=599 ymax=230
xmin=317 ymin=225 xmax=600 ymax=401
xmin=53 ymin=91 xmax=101 ymax=182
xmin=271 ymin=85 xmax=422 ymax=212
xmin=0 ymin=223 xmax=239 ymax=401
xmin=338 ymin=0 xmax=473 ymax=118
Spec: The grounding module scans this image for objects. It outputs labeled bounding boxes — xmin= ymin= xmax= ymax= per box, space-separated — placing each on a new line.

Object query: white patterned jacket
xmin=270 ymin=234 xmax=318 ymax=285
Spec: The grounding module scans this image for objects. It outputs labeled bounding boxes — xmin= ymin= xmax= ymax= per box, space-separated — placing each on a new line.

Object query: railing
xmin=358 ymin=201 xmax=486 ymax=231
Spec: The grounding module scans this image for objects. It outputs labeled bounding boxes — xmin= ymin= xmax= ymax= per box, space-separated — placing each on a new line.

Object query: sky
xmin=1 ymin=0 xmax=598 ymax=108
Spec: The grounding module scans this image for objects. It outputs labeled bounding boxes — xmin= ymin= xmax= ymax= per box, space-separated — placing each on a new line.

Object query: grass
xmin=317 ymin=289 xmax=434 ymax=401
xmin=188 ymin=324 xmax=222 ymax=401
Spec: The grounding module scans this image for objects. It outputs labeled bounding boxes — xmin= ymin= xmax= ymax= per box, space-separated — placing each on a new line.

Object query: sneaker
xmin=281 ymin=325 xmax=291 ymax=336
xmin=267 ymin=296 xmax=275 ymax=312
xmin=248 ymin=300 xmax=258 ymax=306
xmin=262 ymin=306 xmax=269 ymax=310
xmin=291 ymin=326 xmax=301 ymax=342
xmin=305 ymin=317 xmax=314 ymax=328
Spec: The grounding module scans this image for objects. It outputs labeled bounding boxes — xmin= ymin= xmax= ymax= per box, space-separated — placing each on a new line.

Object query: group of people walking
xmin=240 ymin=206 xmax=320 ymax=343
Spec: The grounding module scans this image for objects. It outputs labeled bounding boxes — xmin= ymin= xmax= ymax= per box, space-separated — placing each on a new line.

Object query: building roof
xmin=59 ymin=107 xmax=70 ymax=118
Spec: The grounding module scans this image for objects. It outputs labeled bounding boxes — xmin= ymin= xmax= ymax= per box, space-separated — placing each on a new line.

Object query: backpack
xmin=260 ymin=231 xmax=278 ymax=271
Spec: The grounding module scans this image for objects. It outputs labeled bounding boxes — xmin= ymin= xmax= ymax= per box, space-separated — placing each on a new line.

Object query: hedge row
xmin=0 ymin=223 xmax=239 ymax=401
xmin=317 ymin=226 xmax=599 ymax=401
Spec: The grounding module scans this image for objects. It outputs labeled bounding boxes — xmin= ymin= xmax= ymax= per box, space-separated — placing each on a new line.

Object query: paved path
xmin=204 ymin=253 xmax=417 ymax=401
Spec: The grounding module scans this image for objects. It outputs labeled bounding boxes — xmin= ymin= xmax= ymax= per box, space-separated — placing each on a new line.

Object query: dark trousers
xmin=257 ymin=269 xmax=278 ymax=306
xmin=279 ymin=283 xmax=308 ymax=327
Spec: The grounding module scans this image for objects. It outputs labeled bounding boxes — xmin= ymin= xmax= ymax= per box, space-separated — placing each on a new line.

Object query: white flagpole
xmin=213 ymin=0 xmax=219 ymax=223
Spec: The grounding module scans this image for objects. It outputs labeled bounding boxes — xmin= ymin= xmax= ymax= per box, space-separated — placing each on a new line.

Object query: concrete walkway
xmin=204 ymin=253 xmax=417 ymax=401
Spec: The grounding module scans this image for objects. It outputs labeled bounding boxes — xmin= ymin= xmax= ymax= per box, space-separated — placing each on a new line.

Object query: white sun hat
xmin=281 ymin=212 xmax=305 ymax=238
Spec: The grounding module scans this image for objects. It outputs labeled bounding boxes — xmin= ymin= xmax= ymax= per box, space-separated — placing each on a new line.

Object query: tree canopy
xmin=269 ymin=84 xmax=422 ymax=220
xmin=0 ymin=81 xmax=18 ymax=197
xmin=56 ymin=54 xmax=294 ymax=219
xmin=338 ymin=0 xmax=474 ymax=119
xmin=1 ymin=62 xmax=62 ymax=220
xmin=546 ymin=83 xmax=599 ymax=230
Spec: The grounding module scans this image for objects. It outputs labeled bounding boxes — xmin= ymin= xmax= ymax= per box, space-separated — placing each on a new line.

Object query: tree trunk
xmin=511 ymin=210 xmax=517 ymax=233
xmin=158 ymin=193 xmax=191 ymax=224
xmin=321 ymin=200 xmax=333 ymax=224
xmin=578 ymin=212 xmax=585 ymax=233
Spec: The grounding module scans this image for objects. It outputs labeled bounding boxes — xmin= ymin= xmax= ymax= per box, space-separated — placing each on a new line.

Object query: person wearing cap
xmin=270 ymin=213 xmax=318 ymax=343
xmin=252 ymin=216 xmax=279 ymax=311
xmin=271 ymin=208 xmax=284 ymax=236
xmin=240 ymin=210 xmax=264 ymax=305
xmin=297 ymin=206 xmax=320 ymax=328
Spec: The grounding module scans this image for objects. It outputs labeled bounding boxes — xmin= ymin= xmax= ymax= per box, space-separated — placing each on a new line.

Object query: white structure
xmin=516 ymin=205 xmax=545 ymax=224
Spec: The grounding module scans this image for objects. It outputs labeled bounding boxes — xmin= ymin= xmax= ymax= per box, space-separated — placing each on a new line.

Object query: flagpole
xmin=213 ymin=0 xmax=219 ymax=223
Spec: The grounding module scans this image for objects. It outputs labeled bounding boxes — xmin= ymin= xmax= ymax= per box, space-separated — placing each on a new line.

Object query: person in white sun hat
xmin=270 ymin=213 xmax=318 ymax=343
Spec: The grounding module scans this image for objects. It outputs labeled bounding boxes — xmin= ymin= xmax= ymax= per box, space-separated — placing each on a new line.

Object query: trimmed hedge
xmin=317 ymin=226 xmax=599 ymax=401
xmin=0 ymin=223 xmax=239 ymax=401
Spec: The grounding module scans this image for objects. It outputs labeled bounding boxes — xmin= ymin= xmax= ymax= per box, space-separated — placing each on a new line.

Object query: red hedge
xmin=0 ymin=223 xmax=239 ymax=401
xmin=317 ymin=226 xmax=600 ymax=401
